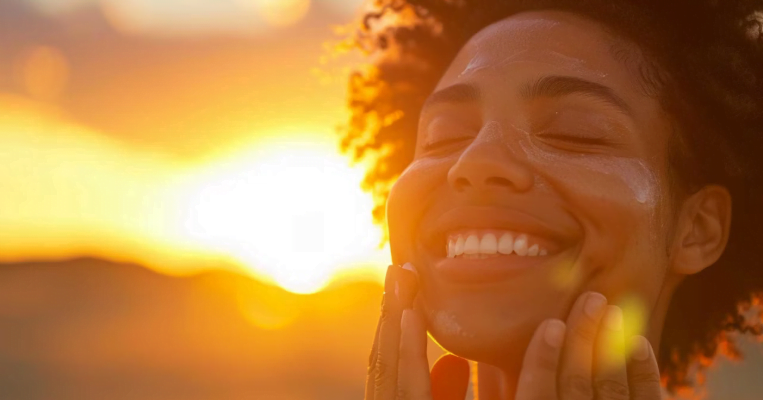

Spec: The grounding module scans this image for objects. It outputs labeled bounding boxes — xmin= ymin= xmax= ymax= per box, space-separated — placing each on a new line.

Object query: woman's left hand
xmin=515 ymin=292 xmax=663 ymax=400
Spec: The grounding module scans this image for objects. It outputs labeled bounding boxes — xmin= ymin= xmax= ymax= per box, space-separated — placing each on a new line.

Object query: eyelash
xmin=423 ymin=136 xmax=473 ymax=152
xmin=421 ymin=130 xmax=614 ymax=156
xmin=536 ymin=132 xmax=613 ymax=146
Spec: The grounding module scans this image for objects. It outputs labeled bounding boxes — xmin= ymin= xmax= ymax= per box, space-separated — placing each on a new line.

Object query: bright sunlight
xmin=0 ymin=96 xmax=389 ymax=295
xmin=176 ymin=136 xmax=388 ymax=294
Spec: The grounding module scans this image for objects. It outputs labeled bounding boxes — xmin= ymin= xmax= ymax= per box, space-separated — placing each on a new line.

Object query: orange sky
xmin=0 ymin=0 xmax=389 ymax=293
xmin=3 ymin=3 xmax=763 ymax=398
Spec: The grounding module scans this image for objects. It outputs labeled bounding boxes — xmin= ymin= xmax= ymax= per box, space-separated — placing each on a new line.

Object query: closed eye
xmin=423 ymin=136 xmax=473 ymax=151
xmin=536 ymin=132 xmax=612 ymax=145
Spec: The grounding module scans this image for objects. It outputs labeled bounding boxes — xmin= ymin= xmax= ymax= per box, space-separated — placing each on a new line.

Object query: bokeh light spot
xmin=240 ymin=0 xmax=311 ymax=27
xmin=17 ymin=46 xmax=69 ymax=101
xmin=619 ymin=294 xmax=648 ymax=356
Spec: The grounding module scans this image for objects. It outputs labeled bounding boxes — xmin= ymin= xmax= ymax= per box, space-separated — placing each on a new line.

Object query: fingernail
xmin=402 ymin=262 xmax=418 ymax=277
xmin=584 ymin=293 xmax=607 ymax=318
xmin=632 ymin=336 xmax=651 ymax=361
xmin=544 ymin=319 xmax=566 ymax=348
xmin=384 ymin=264 xmax=419 ymax=309
xmin=604 ymin=306 xmax=623 ymax=331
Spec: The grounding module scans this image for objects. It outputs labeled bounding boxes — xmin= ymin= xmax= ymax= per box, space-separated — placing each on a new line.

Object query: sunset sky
xmin=0 ymin=0 xmax=389 ymax=294
xmin=3 ymin=2 xmax=763 ymax=399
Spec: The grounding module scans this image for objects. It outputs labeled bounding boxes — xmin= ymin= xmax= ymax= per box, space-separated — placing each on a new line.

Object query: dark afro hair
xmin=339 ymin=0 xmax=763 ymax=395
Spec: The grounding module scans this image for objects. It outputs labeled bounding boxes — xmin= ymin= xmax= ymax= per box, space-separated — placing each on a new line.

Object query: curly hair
xmin=339 ymin=0 xmax=763 ymax=395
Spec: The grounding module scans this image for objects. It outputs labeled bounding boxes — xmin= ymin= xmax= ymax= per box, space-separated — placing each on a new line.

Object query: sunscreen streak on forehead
xmin=459 ymin=49 xmax=598 ymax=79
xmin=457 ymin=17 xmax=609 ymax=79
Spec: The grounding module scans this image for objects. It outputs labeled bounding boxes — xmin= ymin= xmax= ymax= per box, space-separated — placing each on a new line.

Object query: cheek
xmin=386 ymin=158 xmax=451 ymax=264
xmin=521 ymin=139 xmax=663 ymax=236
xmin=522 ymin=139 xmax=669 ymax=284
xmin=551 ymin=157 xmax=661 ymax=227
xmin=556 ymin=159 xmax=665 ymax=273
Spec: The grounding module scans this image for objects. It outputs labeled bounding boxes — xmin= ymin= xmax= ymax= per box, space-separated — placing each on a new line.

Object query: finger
xmin=593 ymin=306 xmax=629 ymax=400
xmin=627 ymin=336 xmax=662 ymax=400
xmin=430 ymin=354 xmax=470 ymax=400
xmin=558 ymin=292 xmax=607 ymax=400
xmin=396 ymin=309 xmax=432 ymax=400
xmin=515 ymin=319 xmax=566 ymax=400
xmin=373 ymin=263 xmax=419 ymax=400
xmin=364 ymin=263 xmax=418 ymax=400
xmin=367 ymin=264 xmax=418 ymax=400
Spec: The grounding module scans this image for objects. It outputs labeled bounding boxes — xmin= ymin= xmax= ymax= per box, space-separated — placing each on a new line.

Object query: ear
xmin=670 ymin=185 xmax=732 ymax=275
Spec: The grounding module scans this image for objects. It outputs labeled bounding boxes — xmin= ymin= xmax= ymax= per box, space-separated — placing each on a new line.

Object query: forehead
xmin=438 ymin=10 xmax=646 ymax=96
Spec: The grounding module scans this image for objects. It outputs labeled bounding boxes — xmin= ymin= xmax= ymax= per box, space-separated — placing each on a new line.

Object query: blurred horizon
xmin=2 ymin=0 xmax=763 ymax=398
xmin=0 ymin=0 xmax=389 ymax=294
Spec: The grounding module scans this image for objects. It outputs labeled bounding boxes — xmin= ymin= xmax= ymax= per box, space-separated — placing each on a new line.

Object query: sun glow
xmin=176 ymin=136 xmax=388 ymax=294
xmin=0 ymin=95 xmax=389 ymax=294
xmin=237 ymin=0 xmax=311 ymax=27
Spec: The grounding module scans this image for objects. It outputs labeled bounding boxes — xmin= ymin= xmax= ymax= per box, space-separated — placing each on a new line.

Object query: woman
xmin=341 ymin=0 xmax=763 ymax=398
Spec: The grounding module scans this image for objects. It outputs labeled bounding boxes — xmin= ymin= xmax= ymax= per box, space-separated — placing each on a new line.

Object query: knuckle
xmin=398 ymin=345 xmax=426 ymax=362
xmin=380 ymin=305 xmax=390 ymax=322
xmin=368 ymin=350 xmax=378 ymax=371
xmin=594 ymin=379 xmax=630 ymax=400
xmin=374 ymin=358 xmax=392 ymax=386
xmin=531 ymin=351 xmax=559 ymax=372
xmin=560 ymin=374 xmax=594 ymax=399
xmin=628 ymin=371 xmax=661 ymax=386
xmin=571 ymin=321 xmax=598 ymax=343
xmin=379 ymin=305 xmax=400 ymax=326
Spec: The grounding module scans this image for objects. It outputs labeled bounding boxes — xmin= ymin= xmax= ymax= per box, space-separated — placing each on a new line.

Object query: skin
xmin=367 ymin=9 xmax=732 ymax=400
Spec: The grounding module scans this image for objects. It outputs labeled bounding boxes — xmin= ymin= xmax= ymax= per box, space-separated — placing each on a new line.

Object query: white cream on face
xmin=455 ymin=16 xmax=609 ymax=82
xmin=459 ymin=49 xmax=604 ymax=79
xmin=508 ymin=122 xmax=665 ymax=247
xmin=428 ymin=309 xmax=475 ymax=338
xmin=513 ymin=125 xmax=660 ymax=208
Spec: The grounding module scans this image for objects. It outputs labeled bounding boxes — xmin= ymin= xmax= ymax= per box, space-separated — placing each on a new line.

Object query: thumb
xmin=431 ymin=354 xmax=470 ymax=400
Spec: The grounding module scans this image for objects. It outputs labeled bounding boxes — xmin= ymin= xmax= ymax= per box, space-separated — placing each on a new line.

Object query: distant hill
xmin=0 ymin=258 xmax=761 ymax=399
xmin=0 ymin=257 xmax=385 ymax=400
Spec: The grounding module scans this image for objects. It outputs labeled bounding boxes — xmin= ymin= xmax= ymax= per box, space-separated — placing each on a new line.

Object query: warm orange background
xmin=0 ymin=0 xmax=761 ymax=398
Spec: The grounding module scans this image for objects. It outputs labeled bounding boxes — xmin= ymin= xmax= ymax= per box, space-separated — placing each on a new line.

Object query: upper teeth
xmin=446 ymin=232 xmax=548 ymax=258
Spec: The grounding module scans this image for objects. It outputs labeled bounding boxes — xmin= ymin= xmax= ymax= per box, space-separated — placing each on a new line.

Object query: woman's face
xmin=386 ymin=10 xmax=679 ymax=366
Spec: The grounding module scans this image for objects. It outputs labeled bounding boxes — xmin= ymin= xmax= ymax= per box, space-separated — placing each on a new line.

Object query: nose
xmin=447 ymin=123 xmax=534 ymax=193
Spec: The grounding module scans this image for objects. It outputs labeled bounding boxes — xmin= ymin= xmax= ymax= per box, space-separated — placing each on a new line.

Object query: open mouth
xmin=446 ymin=229 xmax=550 ymax=259
xmin=418 ymin=205 xmax=577 ymax=283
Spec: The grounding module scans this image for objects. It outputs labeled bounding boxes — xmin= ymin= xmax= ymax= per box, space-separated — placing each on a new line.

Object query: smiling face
xmin=386 ymin=10 xmax=681 ymax=366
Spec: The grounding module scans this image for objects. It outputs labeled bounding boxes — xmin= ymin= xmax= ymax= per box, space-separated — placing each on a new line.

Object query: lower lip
xmin=433 ymin=254 xmax=551 ymax=284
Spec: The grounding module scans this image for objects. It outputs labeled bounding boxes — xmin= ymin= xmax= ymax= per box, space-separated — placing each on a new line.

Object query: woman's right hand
xmin=365 ymin=263 xmax=471 ymax=400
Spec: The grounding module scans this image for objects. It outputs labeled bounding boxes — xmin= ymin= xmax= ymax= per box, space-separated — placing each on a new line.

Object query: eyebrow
xmin=520 ymin=75 xmax=633 ymax=116
xmin=421 ymin=83 xmax=481 ymax=112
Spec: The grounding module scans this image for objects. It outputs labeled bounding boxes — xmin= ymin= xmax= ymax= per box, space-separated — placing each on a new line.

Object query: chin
xmin=422 ymin=302 xmax=542 ymax=367
xmin=417 ymin=276 xmax=577 ymax=367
